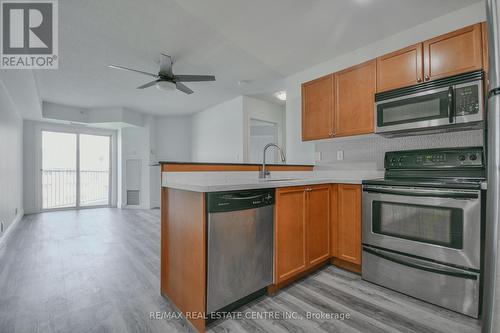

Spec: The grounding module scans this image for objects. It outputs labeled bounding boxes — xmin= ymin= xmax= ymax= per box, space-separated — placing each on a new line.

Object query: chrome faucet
xmin=259 ymin=143 xmax=286 ymax=179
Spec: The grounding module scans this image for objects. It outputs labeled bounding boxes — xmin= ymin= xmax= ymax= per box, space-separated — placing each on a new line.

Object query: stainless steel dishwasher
xmin=206 ymin=188 xmax=274 ymax=315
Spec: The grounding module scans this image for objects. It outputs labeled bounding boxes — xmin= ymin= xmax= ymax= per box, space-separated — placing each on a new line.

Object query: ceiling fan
xmin=108 ymin=54 xmax=215 ymax=94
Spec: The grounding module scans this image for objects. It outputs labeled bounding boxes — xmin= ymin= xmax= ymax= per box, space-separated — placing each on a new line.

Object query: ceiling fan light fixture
xmin=156 ymin=80 xmax=176 ymax=91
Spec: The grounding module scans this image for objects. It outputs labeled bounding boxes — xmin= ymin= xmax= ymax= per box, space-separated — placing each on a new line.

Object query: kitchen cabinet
xmin=377 ymin=43 xmax=423 ymax=92
xmin=335 ymin=60 xmax=376 ymax=137
xmin=376 ymin=23 xmax=484 ymax=93
xmin=423 ymin=23 xmax=483 ymax=82
xmin=301 ymin=74 xmax=334 ymax=141
xmin=275 ymin=185 xmax=330 ymax=283
xmin=275 ymin=186 xmax=307 ymax=282
xmin=306 ymin=185 xmax=331 ymax=266
xmin=335 ymin=184 xmax=362 ymax=265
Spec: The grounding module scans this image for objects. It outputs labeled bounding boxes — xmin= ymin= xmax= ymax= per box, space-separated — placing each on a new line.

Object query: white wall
xmin=154 ymin=116 xmax=192 ymax=162
xmin=285 ymin=2 xmax=486 ymax=165
xmin=0 ymin=81 xmax=23 ymax=236
xmin=191 ymin=96 xmax=244 ymax=163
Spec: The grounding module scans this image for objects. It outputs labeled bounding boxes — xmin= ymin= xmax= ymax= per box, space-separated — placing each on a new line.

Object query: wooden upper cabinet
xmin=275 ymin=187 xmax=307 ymax=283
xmin=306 ymin=185 xmax=330 ymax=266
xmin=337 ymin=184 xmax=361 ymax=265
xmin=377 ymin=43 xmax=423 ymax=92
xmin=335 ymin=60 xmax=376 ymax=137
xmin=302 ymin=74 xmax=334 ymax=141
xmin=423 ymin=23 xmax=483 ymax=81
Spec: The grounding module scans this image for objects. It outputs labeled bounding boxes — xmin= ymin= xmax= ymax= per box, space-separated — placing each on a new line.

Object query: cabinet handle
xmin=425 ymin=75 xmax=430 ymax=81
xmin=417 ymin=78 xmax=422 ymax=83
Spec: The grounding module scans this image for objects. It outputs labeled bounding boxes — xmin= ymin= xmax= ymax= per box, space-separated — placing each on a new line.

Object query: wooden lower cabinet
xmin=335 ymin=184 xmax=362 ymax=265
xmin=306 ymin=185 xmax=331 ymax=266
xmin=274 ymin=183 xmax=362 ymax=287
xmin=275 ymin=186 xmax=307 ymax=283
xmin=274 ymin=185 xmax=330 ymax=283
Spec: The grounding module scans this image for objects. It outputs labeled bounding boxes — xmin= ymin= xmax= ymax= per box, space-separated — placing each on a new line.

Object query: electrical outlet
xmin=337 ymin=150 xmax=344 ymax=161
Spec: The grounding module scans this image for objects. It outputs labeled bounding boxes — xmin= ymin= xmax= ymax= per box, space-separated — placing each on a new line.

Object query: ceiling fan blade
xmin=137 ymin=79 xmax=160 ymax=89
xmin=108 ymin=65 xmax=158 ymax=78
xmin=175 ymin=82 xmax=194 ymax=94
xmin=159 ymin=54 xmax=173 ymax=77
xmin=174 ymin=75 xmax=216 ymax=82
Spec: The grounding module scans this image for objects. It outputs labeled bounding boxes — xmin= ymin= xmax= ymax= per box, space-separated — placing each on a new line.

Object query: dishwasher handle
xmin=207 ymin=189 xmax=275 ymax=213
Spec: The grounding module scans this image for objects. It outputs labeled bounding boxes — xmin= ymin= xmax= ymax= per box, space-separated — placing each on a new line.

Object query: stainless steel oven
xmin=362 ymin=185 xmax=481 ymax=270
xmin=375 ymin=70 xmax=484 ymax=136
xmin=362 ymin=147 xmax=485 ymax=318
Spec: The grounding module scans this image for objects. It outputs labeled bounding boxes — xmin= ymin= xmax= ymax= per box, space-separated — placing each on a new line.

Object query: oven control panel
xmin=385 ymin=147 xmax=484 ymax=169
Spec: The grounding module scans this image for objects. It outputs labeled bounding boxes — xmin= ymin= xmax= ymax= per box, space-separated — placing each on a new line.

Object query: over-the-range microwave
xmin=374 ymin=70 xmax=484 ymax=137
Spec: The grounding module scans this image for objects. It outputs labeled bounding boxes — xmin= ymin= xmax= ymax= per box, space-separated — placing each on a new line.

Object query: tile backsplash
xmin=315 ymin=129 xmax=484 ymax=170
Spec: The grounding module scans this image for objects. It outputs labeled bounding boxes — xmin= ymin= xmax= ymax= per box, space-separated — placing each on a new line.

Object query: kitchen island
xmin=159 ymin=162 xmax=381 ymax=332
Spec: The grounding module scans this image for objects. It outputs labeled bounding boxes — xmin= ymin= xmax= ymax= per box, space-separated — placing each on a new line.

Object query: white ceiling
xmin=33 ymin=0 xmax=481 ymax=115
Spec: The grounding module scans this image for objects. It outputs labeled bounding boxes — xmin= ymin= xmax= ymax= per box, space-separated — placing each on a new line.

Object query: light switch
xmin=337 ymin=150 xmax=344 ymax=161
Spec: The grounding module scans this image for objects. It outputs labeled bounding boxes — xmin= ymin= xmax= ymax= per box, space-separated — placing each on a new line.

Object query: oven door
xmin=362 ymin=185 xmax=481 ymax=269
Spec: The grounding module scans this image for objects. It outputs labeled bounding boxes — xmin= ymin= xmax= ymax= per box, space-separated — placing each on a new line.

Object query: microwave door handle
xmin=363 ymin=187 xmax=478 ymax=199
xmin=363 ymin=247 xmax=478 ymax=280
xmin=448 ymin=86 xmax=455 ymax=123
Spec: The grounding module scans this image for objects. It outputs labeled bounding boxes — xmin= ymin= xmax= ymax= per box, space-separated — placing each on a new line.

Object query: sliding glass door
xmin=42 ymin=131 xmax=77 ymax=209
xmin=41 ymin=130 xmax=111 ymax=210
xmin=79 ymin=134 xmax=110 ymax=207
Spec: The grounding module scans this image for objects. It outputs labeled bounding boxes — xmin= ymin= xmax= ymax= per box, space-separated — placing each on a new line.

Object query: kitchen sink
xmin=259 ymin=178 xmax=298 ymax=182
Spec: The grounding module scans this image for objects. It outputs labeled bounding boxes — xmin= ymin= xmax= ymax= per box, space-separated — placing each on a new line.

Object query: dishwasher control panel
xmin=207 ymin=189 xmax=275 ymax=213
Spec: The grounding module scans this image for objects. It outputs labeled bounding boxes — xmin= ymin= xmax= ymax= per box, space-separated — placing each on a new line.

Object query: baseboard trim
xmin=0 ymin=208 xmax=24 ymax=249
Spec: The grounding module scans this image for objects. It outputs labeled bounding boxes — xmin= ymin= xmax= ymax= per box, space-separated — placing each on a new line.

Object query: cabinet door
xmin=306 ymin=185 xmax=330 ymax=266
xmin=423 ymin=23 xmax=483 ymax=81
xmin=335 ymin=60 xmax=376 ymax=137
xmin=377 ymin=43 xmax=423 ymax=92
xmin=337 ymin=185 xmax=361 ymax=264
xmin=275 ymin=187 xmax=307 ymax=283
xmin=301 ymin=74 xmax=334 ymax=141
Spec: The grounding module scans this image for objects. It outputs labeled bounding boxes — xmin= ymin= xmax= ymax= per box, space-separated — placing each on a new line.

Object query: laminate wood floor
xmin=0 ymin=208 xmax=481 ymax=333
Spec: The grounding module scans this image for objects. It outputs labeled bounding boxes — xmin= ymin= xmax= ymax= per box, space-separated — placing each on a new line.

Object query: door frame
xmin=36 ymin=123 xmax=117 ymax=212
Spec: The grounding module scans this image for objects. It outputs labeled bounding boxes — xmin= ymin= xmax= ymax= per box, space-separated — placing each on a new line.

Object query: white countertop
xmin=161 ymin=170 xmax=383 ymax=192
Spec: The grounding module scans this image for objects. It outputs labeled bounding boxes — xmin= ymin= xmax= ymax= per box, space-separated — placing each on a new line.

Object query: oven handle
xmin=364 ymin=247 xmax=478 ymax=280
xmin=363 ymin=187 xmax=478 ymax=199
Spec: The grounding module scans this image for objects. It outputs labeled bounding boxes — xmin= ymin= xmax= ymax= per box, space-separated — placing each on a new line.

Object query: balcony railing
xmin=42 ymin=169 xmax=109 ymax=209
